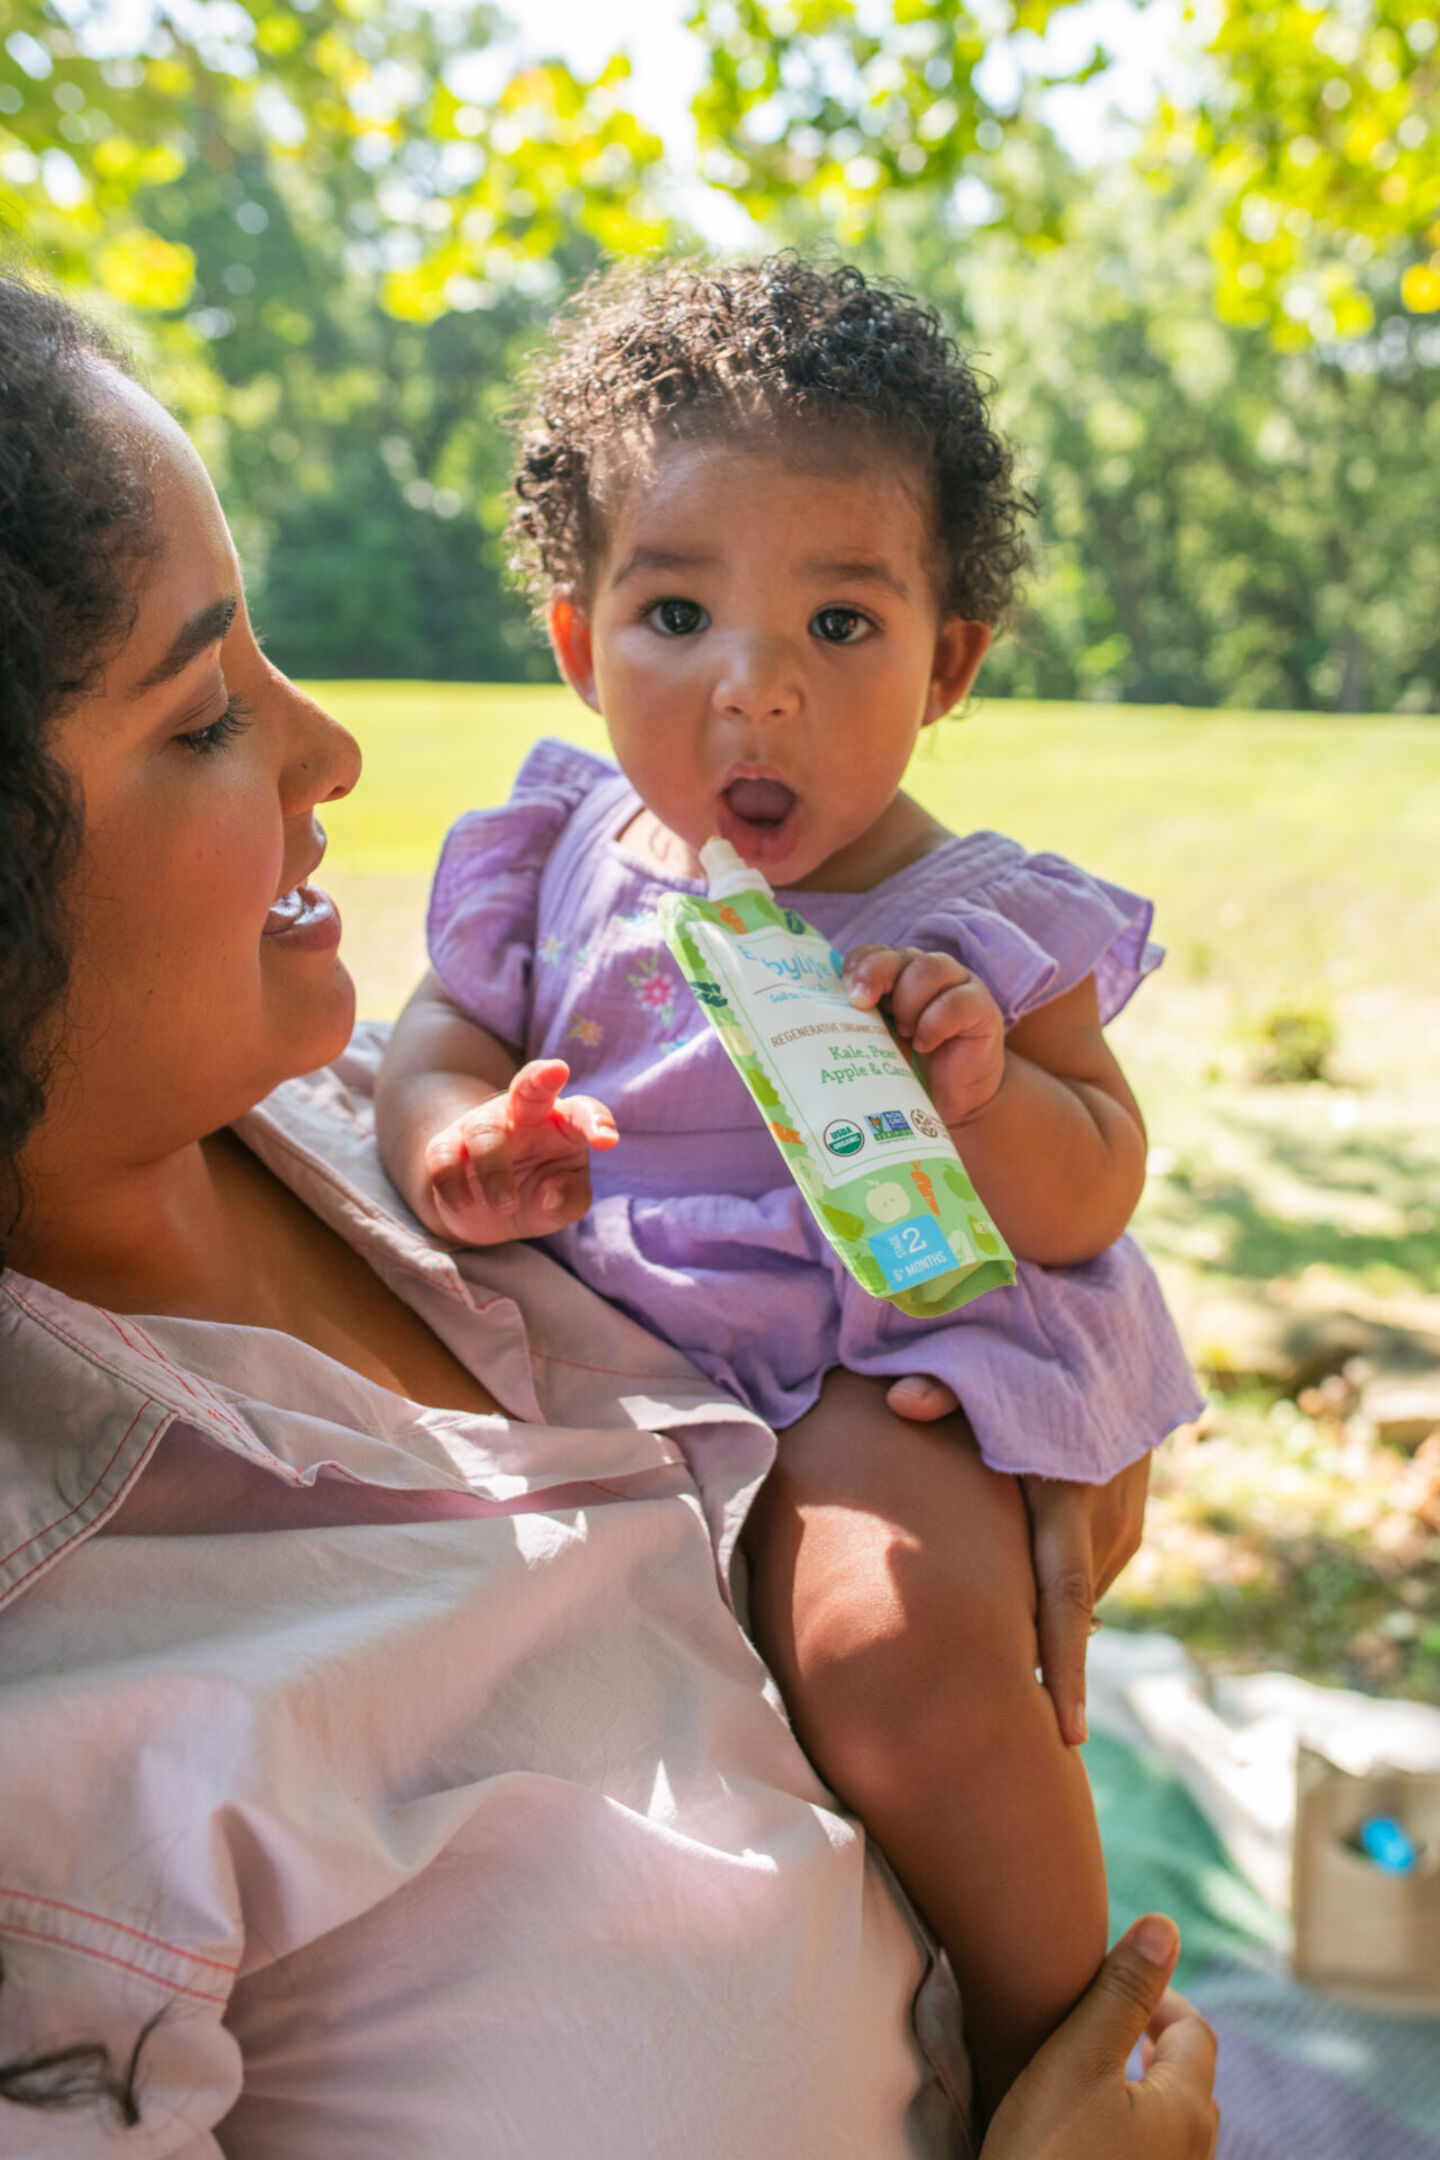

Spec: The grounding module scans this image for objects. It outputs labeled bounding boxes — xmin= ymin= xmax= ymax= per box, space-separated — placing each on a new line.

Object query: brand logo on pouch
xmin=824 ymin=1118 xmax=865 ymax=1158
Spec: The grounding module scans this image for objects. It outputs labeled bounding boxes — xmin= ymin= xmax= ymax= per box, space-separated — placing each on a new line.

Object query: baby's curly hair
xmin=508 ymin=253 xmax=1032 ymax=625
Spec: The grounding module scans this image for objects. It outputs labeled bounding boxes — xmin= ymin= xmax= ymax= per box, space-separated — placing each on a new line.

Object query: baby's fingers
xmin=507 ymin=1058 xmax=573 ymax=1128
xmin=552 ymin=1092 xmax=620 ymax=1152
xmin=843 ymin=944 xmax=908 ymax=1009
xmin=423 ymin=1111 xmax=518 ymax=1232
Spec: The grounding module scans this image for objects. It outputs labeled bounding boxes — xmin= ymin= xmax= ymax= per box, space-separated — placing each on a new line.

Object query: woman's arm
xmin=844 ymin=952 xmax=1146 ymax=1265
xmin=981 ymin=1915 xmax=1219 ymax=2160
xmin=375 ymin=970 xmax=616 ymax=1242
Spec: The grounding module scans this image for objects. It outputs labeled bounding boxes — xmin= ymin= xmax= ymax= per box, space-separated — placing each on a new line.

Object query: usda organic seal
xmin=823 ymin=1118 xmax=865 ymax=1158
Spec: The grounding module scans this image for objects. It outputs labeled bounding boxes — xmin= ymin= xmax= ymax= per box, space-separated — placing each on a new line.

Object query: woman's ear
xmin=547 ymin=592 xmax=602 ymax=713
xmin=924 ymin=619 xmax=992 ymax=725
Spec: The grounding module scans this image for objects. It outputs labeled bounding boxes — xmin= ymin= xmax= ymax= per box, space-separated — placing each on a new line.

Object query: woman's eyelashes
xmin=647 ymin=596 xmax=709 ymax=637
xmin=175 ymin=694 xmax=253 ymax=756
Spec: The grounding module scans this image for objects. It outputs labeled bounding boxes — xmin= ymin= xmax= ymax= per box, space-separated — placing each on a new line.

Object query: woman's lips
xmin=261 ymin=883 xmax=342 ymax=952
xmin=717 ymin=777 xmax=801 ymax=865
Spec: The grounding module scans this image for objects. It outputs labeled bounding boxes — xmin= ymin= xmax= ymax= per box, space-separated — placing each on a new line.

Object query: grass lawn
xmin=313 ymin=681 xmax=1440 ymax=1698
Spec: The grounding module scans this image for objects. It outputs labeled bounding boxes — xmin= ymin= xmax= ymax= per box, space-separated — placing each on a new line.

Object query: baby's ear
xmin=547 ymin=591 xmax=601 ymax=712
xmin=925 ymin=618 xmax=991 ymax=724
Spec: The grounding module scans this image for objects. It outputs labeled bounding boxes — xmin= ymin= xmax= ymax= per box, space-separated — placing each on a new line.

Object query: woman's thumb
xmin=1074 ymin=1915 xmax=1181 ymax=2063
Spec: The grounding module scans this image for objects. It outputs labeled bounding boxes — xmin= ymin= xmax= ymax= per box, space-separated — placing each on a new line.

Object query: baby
xmin=376 ymin=256 xmax=1200 ymax=2117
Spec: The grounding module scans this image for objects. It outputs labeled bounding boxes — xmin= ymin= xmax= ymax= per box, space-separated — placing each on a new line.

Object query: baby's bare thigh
xmin=743 ymin=1366 xmax=1039 ymax=1698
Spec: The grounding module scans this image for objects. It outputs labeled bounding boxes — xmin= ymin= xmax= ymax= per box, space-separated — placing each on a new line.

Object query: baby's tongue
xmin=725 ymin=778 xmax=796 ymax=826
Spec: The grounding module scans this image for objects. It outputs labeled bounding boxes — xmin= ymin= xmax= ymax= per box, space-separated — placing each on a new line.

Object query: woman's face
xmin=36 ymin=370 xmax=361 ymax=1171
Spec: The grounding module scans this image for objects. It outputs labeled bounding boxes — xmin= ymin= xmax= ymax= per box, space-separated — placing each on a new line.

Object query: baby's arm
xmin=845 ymin=950 xmax=1145 ymax=1266
xmin=375 ymin=970 xmax=617 ymax=1244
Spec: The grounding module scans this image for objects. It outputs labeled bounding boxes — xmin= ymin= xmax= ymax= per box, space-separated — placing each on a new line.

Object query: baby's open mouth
xmin=722 ymin=777 xmax=797 ymax=829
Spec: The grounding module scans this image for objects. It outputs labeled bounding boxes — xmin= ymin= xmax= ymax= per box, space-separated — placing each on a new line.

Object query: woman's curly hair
xmin=508 ymin=253 xmax=1033 ymax=623
xmin=0 ymin=272 xmax=154 ymax=1259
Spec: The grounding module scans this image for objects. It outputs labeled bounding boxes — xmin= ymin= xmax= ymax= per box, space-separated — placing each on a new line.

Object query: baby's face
xmin=549 ymin=437 xmax=988 ymax=889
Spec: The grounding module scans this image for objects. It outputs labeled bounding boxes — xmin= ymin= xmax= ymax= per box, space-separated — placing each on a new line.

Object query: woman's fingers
xmin=1133 ymin=1990 xmax=1222 ymax=2159
xmin=981 ymin=1916 xmax=1218 ymax=2160
xmin=1066 ymin=1914 xmax=1181 ymax=2063
xmin=1023 ymin=1475 xmax=1094 ymax=1746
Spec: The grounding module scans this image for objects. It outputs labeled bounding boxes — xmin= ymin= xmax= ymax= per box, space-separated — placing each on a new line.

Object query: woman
xmin=0 ymin=273 xmax=1217 ymax=2158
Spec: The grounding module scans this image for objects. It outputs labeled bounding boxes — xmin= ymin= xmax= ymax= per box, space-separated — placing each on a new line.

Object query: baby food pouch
xmin=659 ymin=839 xmax=1015 ymax=1317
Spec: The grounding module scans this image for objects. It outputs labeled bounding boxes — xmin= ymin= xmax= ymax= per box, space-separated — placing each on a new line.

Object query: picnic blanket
xmin=1089 ymin=1630 xmax=1440 ymax=2158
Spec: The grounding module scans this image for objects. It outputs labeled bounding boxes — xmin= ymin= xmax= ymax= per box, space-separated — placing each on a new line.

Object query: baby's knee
xmin=780 ymin=1485 xmax=1041 ymax=1809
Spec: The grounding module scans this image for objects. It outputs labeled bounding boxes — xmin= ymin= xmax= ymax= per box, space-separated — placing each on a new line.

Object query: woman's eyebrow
xmin=128 ymin=596 xmax=238 ymax=697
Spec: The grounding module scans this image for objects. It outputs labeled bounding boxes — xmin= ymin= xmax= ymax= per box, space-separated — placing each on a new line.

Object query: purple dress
xmin=428 ymin=739 xmax=1201 ymax=1479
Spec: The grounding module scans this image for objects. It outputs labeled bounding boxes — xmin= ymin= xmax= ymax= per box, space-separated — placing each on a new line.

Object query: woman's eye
xmin=812 ymin=607 xmax=871 ymax=645
xmin=649 ymin=598 xmax=708 ymax=637
xmin=176 ymin=695 xmax=252 ymax=756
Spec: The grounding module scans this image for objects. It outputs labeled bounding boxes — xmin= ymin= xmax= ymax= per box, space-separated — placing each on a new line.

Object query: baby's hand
xmin=423 ymin=1058 xmax=618 ymax=1245
xmin=844 ymin=945 xmax=1006 ymax=1128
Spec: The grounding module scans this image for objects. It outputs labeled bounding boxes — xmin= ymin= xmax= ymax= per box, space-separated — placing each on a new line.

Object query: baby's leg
xmin=741 ymin=1367 xmax=1107 ymax=2124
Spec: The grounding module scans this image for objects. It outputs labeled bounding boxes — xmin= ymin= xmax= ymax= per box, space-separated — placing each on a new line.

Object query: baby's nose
xmin=712 ymin=635 xmax=802 ymax=722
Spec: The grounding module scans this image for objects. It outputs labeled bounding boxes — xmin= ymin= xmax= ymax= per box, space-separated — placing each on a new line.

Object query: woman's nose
xmin=276 ymin=674 xmax=362 ymax=812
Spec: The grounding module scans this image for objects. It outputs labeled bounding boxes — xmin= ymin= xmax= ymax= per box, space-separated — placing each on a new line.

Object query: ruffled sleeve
xmin=426 ymin=737 xmax=616 ymax=1045
xmin=902 ymin=836 xmax=1163 ymax=1027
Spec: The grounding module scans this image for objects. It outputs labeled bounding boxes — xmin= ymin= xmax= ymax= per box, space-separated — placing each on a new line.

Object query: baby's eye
xmin=648 ymin=597 xmax=709 ymax=637
xmin=811 ymin=607 xmax=872 ymax=645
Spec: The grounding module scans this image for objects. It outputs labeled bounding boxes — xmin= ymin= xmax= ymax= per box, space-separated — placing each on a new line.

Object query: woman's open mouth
xmin=716 ymin=776 xmax=801 ymax=866
xmin=262 ymin=883 xmax=342 ymax=952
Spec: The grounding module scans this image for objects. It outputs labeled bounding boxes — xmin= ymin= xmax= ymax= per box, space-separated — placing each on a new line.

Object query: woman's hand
xmin=881 ymin=1378 xmax=1151 ymax=1745
xmin=423 ymin=1058 xmax=618 ymax=1244
xmin=980 ymin=1914 xmax=1219 ymax=2160
xmin=843 ymin=944 xmax=1006 ymax=1126
xmin=1021 ymin=1455 xmax=1150 ymax=1745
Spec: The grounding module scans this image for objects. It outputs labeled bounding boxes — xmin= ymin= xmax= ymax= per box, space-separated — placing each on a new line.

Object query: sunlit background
xmin=7 ymin=0 xmax=1440 ymax=1696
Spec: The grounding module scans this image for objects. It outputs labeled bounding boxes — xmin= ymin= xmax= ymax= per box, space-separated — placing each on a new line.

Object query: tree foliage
xmin=682 ymin=0 xmax=1440 ymax=338
xmin=3 ymin=0 xmax=1437 ymax=704
xmin=0 ymin=0 xmax=668 ymax=319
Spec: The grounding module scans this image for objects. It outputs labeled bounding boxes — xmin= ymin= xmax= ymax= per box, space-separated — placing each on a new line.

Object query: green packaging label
xmin=659 ymin=883 xmax=1015 ymax=1318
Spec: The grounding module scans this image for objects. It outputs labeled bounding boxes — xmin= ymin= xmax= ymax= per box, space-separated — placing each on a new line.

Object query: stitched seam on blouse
xmin=0 ymin=1890 xmax=237 ymax=1977
xmin=96 ymin=1310 xmax=250 ymax=1442
xmin=0 ymin=1399 xmax=156 ymax=1574
xmin=3 ymin=1282 xmax=247 ymax=1440
xmin=0 ymin=1919 xmax=230 ymax=2006
xmin=528 ymin=1347 xmax=721 ymax=1385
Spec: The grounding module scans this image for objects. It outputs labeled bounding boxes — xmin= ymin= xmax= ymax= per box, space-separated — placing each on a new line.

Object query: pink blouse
xmin=0 ymin=1028 xmax=972 ymax=2159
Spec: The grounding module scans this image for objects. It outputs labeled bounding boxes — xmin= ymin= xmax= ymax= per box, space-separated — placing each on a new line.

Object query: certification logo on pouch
xmin=866 ymin=1109 xmax=914 ymax=1144
xmin=823 ymin=1118 xmax=866 ymax=1158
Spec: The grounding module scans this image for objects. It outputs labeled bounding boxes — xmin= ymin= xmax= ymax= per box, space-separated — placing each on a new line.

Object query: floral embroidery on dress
xmin=626 ymin=951 xmax=679 ymax=1029
xmin=567 ymin=1014 xmax=603 ymax=1048
xmin=539 ymin=933 xmax=565 ymax=966
xmin=574 ymin=937 xmax=598 ymax=985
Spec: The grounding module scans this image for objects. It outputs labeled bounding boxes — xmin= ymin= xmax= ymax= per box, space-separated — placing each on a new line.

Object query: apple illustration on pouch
xmin=865 ymin=1180 xmax=912 ymax=1224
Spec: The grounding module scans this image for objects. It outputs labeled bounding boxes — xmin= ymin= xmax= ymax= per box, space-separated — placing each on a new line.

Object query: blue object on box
xmin=1358 ymin=1815 xmax=1419 ymax=1874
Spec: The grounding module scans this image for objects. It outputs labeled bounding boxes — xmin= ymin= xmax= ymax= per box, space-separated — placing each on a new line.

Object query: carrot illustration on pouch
xmin=910 ymin=1164 xmax=940 ymax=1218
xmin=660 ymin=839 xmax=1014 ymax=1319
